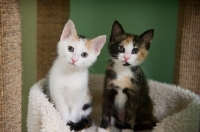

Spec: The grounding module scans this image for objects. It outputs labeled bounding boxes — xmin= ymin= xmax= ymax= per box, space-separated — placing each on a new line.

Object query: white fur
xmin=115 ymin=89 xmax=127 ymax=111
xmin=49 ymin=20 xmax=106 ymax=124
xmin=113 ymin=60 xmax=132 ymax=79
xmin=113 ymin=60 xmax=132 ymax=111
xmin=97 ymin=127 xmax=110 ymax=132
xmin=49 ymin=58 xmax=89 ymax=122
xmin=118 ymin=43 xmax=140 ymax=66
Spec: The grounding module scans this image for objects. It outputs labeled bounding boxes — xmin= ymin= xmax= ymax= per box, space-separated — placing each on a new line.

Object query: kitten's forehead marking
xmin=122 ymin=36 xmax=134 ymax=54
xmin=122 ymin=36 xmax=134 ymax=46
xmin=71 ymin=34 xmax=87 ymax=43
xmin=124 ymin=43 xmax=133 ymax=54
xmin=84 ymin=39 xmax=93 ymax=51
xmin=71 ymin=35 xmax=79 ymax=42
xmin=70 ymin=35 xmax=92 ymax=50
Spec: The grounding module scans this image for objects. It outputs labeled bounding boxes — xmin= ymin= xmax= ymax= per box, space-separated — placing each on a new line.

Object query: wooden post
xmin=37 ymin=0 xmax=70 ymax=80
xmin=0 ymin=0 xmax=22 ymax=131
xmin=174 ymin=0 xmax=200 ymax=94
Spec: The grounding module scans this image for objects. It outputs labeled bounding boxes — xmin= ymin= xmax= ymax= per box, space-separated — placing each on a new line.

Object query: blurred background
xmin=20 ymin=0 xmax=178 ymax=131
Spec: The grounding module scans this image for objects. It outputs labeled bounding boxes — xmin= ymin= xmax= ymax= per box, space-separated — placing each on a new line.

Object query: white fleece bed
xmin=27 ymin=74 xmax=200 ymax=132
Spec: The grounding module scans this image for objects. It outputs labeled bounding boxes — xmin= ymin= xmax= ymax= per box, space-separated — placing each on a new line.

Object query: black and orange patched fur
xmin=100 ymin=21 xmax=157 ymax=131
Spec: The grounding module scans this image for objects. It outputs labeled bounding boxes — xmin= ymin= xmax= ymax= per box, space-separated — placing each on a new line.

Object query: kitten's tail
xmin=67 ymin=116 xmax=92 ymax=131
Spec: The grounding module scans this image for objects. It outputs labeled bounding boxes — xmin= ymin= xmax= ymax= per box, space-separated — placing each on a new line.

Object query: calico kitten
xmin=99 ymin=21 xmax=157 ymax=132
xmin=45 ymin=20 xmax=106 ymax=131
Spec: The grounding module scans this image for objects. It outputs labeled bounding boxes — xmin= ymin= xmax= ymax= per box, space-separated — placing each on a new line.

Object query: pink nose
xmin=71 ymin=58 xmax=77 ymax=63
xmin=124 ymin=56 xmax=130 ymax=61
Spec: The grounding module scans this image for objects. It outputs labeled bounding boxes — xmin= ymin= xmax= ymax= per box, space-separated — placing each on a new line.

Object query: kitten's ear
xmin=60 ymin=19 xmax=77 ymax=41
xmin=91 ymin=35 xmax=106 ymax=55
xmin=110 ymin=21 xmax=124 ymax=41
xmin=140 ymin=29 xmax=154 ymax=49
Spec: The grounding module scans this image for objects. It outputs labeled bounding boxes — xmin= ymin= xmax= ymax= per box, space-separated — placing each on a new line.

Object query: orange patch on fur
xmin=110 ymin=77 xmax=133 ymax=89
xmin=70 ymin=34 xmax=79 ymax=42
xmin=137 ymin=46 xmax=148 ymax=62
xmin=106 ymin=63 xmax=113 ymax=70
xmin=84 ymin=40 xmax=93 ymax=50
xmin=70 ymin=34 xmax=92 ymax=50
xmin=122 ymin=36 xmax=134 ymax=46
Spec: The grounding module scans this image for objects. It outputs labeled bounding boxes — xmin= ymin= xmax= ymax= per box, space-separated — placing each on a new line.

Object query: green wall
xmin=21 ymin=0 xmax=36 ymax=131
xmin=21 ymin=0 xmax=178 ymax=131
xmin=70 ymin=0 xmax=178 ymax=83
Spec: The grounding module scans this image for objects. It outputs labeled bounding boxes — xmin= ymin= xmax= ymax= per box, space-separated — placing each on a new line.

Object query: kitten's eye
xmin=81 ymin=52 xmax=88 ymax=58
xmin=68 ymin=46 xmax=74 ymax=52
xmin=118 ymin=45 xmax=124 ymax=51
xmin=132 ymin=48 xmax=139 ymax=54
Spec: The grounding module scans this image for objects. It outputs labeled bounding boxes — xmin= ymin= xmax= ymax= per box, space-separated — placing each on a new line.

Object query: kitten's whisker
xmin=143 ymin=60 xmax=153 ymax=66
xmin=104 ymin=61 xmax=114 ymax=69
xmin=100 ymin=52 xmax=110 ymax=55
xmin=43 ymin=52 xmax=58 ymax=56
xmin=89 ymin=67 xmax=95 ymax=73
xmin=102 ymin=52 xmax=117 ymax=56
xmin=111 ymin=53 xmax=117 ymax=56
xmin=42 ymin=57 xmax=56 ymax=66
xmin=77 ymin=67 xmax=80 ymax=72
xmin=138 ymin=65 xmax=147 ymax=78
xmin=49 ymin=53 xmax=58 ymax=55
xmin=99 ymin=57 xmax=111 ymax=62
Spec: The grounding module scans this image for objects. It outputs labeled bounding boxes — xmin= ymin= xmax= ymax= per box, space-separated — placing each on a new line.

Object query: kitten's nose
xmin=124 ymin=56 xmax=130 ymax=61
xmin=71 ymin=58 xmax=77 ymax=63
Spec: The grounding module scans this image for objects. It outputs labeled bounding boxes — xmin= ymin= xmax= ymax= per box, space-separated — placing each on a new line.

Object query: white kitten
xmin=48 ymin=20 xmax=106 ymax=131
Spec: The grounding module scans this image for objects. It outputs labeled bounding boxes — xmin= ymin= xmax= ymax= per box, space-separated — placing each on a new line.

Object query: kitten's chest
xmin=113 ymin=66 xmax=133 ymax=109
xmin=50 ymin=68 xmax=88 ymax=105
xmin=61 ymin=75 xmax=87 ymax=106
xmin=53 ymin=69 xmax=87 ymax=89
xmin=62 ymin=73 xmax=87 ymax=92
xmin=63 ymin=74 xmax=87 ymax=88
xmin=63 ymin=88 xmax=86 ymax=107
xmin=112 ymin=65 xmax=133 ymax=89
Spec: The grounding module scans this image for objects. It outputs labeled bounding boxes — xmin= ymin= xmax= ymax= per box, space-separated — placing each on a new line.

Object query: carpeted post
xmin=37 ymin=0 xmax=70 ymax=80
xmin=0 ymin=0 xmax=22 ymax=131
xmin=174 ymin=0 xmax=200 ymax=94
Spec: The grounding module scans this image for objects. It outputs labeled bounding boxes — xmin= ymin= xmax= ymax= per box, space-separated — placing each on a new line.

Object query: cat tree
xmin=37 ymin=0 xmax=69 ymax=80
xmin=174 ymin=0 xmax=200 ymax=95
xmin=0 ymin=0 xmax=22 ymax=131
xmin=30 ymin=0 xmax=199 ymax=131
xmin=0 ymin=0 xmax=200 ymax=132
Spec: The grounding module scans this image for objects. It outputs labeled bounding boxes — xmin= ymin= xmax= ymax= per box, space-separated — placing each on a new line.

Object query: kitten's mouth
xmin=123 ymin=62 xmax=130 ymax=66
xmin=121 ymin=60 xmax=130 ymax=66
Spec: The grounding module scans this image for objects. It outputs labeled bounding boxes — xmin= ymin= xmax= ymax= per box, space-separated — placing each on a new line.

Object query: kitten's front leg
xmin=100 ymin=88 xmax=117 ymax=131
xmin=67 ymin=100 xmax=93 ymax=131
xmin=122 ymin=88 xmax=138 ymax=131
xmin=54 ymin=99 xmax=70 ymax=123
xmin=67 ymin=116 xmax=92 ymax=131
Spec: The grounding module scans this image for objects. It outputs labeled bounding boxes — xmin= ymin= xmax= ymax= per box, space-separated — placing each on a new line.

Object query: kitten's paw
xmin=121 ymin=129 xmax=134 ymax=132
xmin=122 ymin=88 xmax=129 ymax=93
xmin=97 ymin=127 xmax=110 ymax=132
xmin=122 ymin=88 xmax=134 ymax=97
xmin=67 ymin=117 xmax=92 ymax=131
xmin=67 ymin=121 xmax=76 ymax=131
